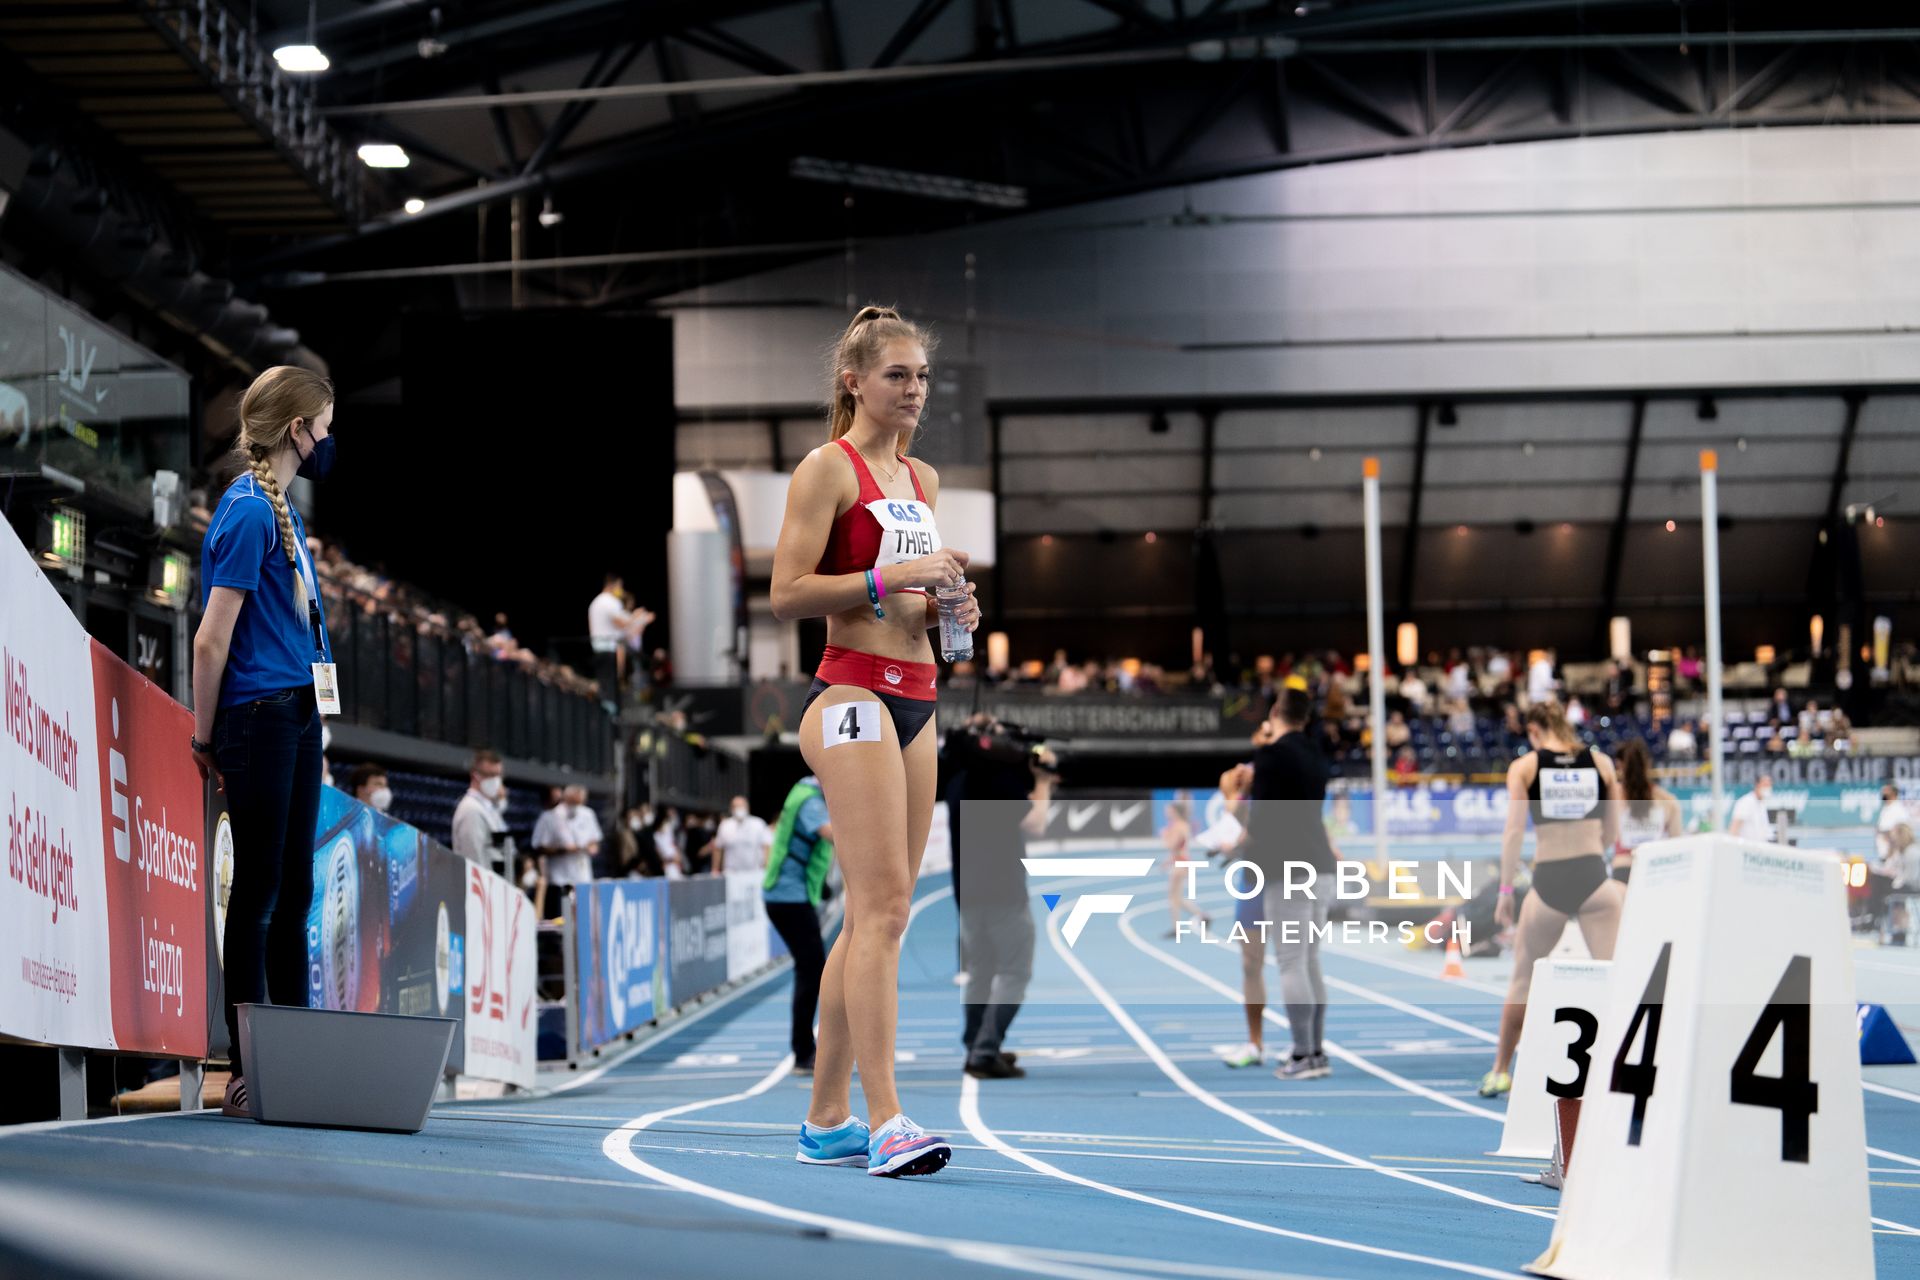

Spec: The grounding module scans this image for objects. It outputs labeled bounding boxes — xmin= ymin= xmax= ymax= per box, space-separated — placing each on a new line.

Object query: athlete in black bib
xmin=1480 ymin=701 xmax=1625 ymax=1097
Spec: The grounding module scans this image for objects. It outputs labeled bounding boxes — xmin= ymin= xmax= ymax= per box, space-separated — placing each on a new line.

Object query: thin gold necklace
xmin=852 ymin=440 xmax=900 ymax=482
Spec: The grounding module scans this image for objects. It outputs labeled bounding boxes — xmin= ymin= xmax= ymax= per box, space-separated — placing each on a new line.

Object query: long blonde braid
xmin=247 ymin=444 xmax=307 ymax=611
xmin=235 ymin=365 xmax=334 ymax=613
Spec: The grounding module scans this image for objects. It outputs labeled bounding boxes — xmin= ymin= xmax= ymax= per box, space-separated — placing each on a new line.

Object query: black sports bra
xmin=1528 ymin=747 xmax=1602 ymax=826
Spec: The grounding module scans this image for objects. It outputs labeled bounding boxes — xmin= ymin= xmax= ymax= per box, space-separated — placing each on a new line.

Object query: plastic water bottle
xmin=933 ymin=580 xmax=972 ymax=663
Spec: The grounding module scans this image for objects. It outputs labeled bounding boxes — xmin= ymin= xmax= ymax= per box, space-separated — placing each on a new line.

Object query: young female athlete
xmin=770 ymin=306 xmax=980 ymax=1177
xmin=1161 ymin=792 xmax=1212 ymax=938
xmin=1611 ymin=737 xmax=1682 ymax=884
xmin=1480 ymin=701 xmax=1625 ymax=1097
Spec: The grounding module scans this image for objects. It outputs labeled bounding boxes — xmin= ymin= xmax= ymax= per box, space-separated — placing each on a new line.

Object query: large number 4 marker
xmin=1609 ymin=941 xmax=1672 ymax=1147
xmin=1729 ymin=954 xmax=1817 ymax=1164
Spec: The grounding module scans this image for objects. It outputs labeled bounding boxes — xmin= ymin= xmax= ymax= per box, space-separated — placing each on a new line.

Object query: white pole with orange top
xmin=1363 ymin=456 xmax=1388 ymax=870
xmin=1701 ymin=449 xmax=1725 ymax=830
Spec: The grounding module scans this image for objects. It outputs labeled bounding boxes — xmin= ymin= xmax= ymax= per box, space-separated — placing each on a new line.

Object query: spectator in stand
xmin=564 ymin=784 xmax=604 ymax=878
xmin=346 ymin=763 xmax=392 ymax=814
xmin=1729 ymin=774 xmax=1776 ymax=840
xmin=1676 ymin=645 xmax=1703 ymax=686
xmin=1392 ymin=745 xmax=1419 ymax=778
xmin=1668 ymin=718 xmax=1698 ymax=761
xmin=1384 ymin=710 xmax=1411 ymax=750
xmin=588 ymin=573 xmax=655 ymax=710
xmin=451 ymin=750 xmax=511 ymax=871
xmin=1566 ymin=696 xmax=1589 ymax=728
xmin=1399 ymin=669 xmax=1430 ymax=715
xmin=1486 ymin=649 xmax=1513 ymax=688
xmin=1764 ymin=729 xmax=1788 ymax=755
xmin=1829 ymin=706 xmax=1854 ymax=753
xmin=1446 ymin=698 xmax=1476 ymax=737
xmin=1878 ymin=785 xmax=1913 ymax=861
xmin=1446 ymin=649 xmax=1473 ymax=704
xmin=530 ymin=788 xmax=593 ymax=917
xmin=1602 ymin=660 xmax=1628 ymax=713
xmin=653 ymin=807 xmax=685 ymax=879
xmin=1798 ymin=700 xmax=1821 ymax=742
xmin=1770 ymin=687 xmax=1793 ymax=724
xmin=648 ymin=647 xmax=673 ymax=689
xmin=710 ymin=794 xmax=773 ymax=873
xmin=682 ymin=811 xmax=717 ymax=875
xmin=1526 ymin=649 xmax=1558 ymax=706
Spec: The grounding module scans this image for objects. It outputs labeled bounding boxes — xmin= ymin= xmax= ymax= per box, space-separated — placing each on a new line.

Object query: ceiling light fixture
xmin=358 ymin=143 xmax=410 ymax=168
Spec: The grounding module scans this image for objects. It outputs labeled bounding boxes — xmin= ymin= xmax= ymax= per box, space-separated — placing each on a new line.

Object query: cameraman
xmin=946 ymin=715 xmax=1052 ymax=1080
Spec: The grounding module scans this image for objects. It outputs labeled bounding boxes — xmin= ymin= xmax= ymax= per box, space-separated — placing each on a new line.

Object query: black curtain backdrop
xmin=317 ymin=310 xmax=674 ymax=669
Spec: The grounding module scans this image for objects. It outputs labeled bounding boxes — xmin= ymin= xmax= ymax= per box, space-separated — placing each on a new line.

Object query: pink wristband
xmin=1498 ymin=885 xmax=1514 ymax=896
xmin=873 ymin=568 xmax=886 ymax=600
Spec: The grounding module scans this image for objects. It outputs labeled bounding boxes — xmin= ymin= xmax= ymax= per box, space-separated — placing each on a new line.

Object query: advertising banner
xmin=2 ymin=519 xmax=112 ymax=1050
xmin=303 ymin=787 xmax=467 ymax=1072
xmin=725 ymin=870 xmax=770 ymax=981
xmin=667 ymin=877 xmax=728 ymax=1003
xmin=573 ymin=879 xmax=667 ymax=1053
xmin=90 ymin=640 xmax=206 ymax=1057
xmin=464 ymin=859 xmax=537 ymax=1089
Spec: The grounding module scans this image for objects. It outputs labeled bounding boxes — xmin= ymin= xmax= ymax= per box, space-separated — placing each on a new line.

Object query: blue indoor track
xmin=3 ymin=869 xmax=1917 ymax=1280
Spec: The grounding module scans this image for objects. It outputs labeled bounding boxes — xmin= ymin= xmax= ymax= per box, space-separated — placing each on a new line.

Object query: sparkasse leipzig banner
xmin=1 ymin=515 xmax=207 ymax=1056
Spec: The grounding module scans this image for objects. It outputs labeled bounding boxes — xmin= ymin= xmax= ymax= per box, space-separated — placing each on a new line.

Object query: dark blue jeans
xmin=214 ymin=685 xmax=323 ymax=1074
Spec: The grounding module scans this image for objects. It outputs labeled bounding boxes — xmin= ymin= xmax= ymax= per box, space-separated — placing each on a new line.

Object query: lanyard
xmin=292 ymin=531 xmax=331 ymax=662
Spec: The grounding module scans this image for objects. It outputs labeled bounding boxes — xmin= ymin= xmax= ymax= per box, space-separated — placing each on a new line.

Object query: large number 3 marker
xmin=1608 ymin=943 xmax=1818 ymax=1163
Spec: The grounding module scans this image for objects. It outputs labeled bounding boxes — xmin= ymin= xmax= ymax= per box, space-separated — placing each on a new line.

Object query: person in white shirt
xmin=1445 ymin=650 xmax=1473 ymax=702
xmin=654 ymin=807 xmax=686 ymax=879
xmin=1527 ymin=651 xmax=1557 ymax=706
xmin=531 ymin=789 xmax=594 ymax=917
xmin=708 ymin=794 xmax=772 ymax=873
xmin=1877 ymin=784 xmax=1913 ymax=861
xmin=1667 ymin=719 xmax=1697 ymax=760
xmin=1399 ymin=672 xmax=1430 ymax=715
xmin=450 ymin=749 xmax=513 ymax=872
xmin=1728 ymin=774 xmax=1775 ymax=840
xmin=587 ymin=573 xmax=654 ymax=708
xmin=564 ymin=784 xmax=603 ymax=877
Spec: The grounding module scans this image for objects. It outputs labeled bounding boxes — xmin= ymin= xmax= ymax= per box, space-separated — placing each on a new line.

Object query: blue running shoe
xmin=796 ymin=1116 xmax=870 ymax=1167
xmin=867 ymin=1113 xmax=951 ymax=1178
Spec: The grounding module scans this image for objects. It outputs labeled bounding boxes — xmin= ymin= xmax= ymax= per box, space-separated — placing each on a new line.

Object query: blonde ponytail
xmin=825 ymin=304 xmax=936 ymax=457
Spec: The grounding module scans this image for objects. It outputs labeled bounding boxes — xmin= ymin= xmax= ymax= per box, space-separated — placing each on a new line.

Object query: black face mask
xmin=297 ymin=425 xmax=336 ymax=482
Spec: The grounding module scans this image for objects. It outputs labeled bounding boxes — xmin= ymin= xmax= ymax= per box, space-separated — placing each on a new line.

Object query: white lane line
xmin=1323 ymin=944 xmax=1511 ymax=998
xmin=959 ymin=1075 xmax=1525 ymax=1280
xmin=601 ymin=1052 xmax=1140 ymax=1279
xmin=545 ymin=961 xmax=796 ymax=1095
xmin=1874 ymin=1217 xmax=1920 ymax=1235
xmin=552 ymin=881 xmax=953 ymax=1099
xmin=1867 ymin=1081 xmax=1920 ymax=1105
xmin=1113 ymin=902 xmax=1505 ymax=1124
xmin=37 ymin=1130 xmax=667 ymax=1191
xmin=1872 ymin=1146 xmax=1920 ymax=1168
xmin=0 ymin=1106 xmax=203 ymax=1139
xmin=1321 ymin=977 xmax=1502 ymax=1044
xmin=1046 ymin=900 xmax=1553 ymax=1220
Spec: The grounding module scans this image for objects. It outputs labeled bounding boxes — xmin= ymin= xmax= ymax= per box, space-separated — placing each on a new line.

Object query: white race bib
xmin=822 ymin=700 xmax=883 ymax=748
xmin=865 ymin=498 xmax=940 ymax=594
xmin=1539 ymin=768 xmax=1599 ymax=821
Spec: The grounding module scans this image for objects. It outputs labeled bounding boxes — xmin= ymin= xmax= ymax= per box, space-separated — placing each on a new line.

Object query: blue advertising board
xmin=574 ymin=880 xmax=668 ymax=1053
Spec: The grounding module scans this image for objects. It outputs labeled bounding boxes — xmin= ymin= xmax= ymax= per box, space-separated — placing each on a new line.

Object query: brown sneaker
xmin=221 ymin=1075 xmax=251 ymax=1119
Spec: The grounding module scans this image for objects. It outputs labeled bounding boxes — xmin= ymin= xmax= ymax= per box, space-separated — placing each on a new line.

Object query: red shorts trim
xmin=815 ymin=645 xmax=937 ymax=701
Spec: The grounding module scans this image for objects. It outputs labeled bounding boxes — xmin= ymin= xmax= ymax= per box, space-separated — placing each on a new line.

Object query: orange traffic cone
xmin=1441 ymin=934 xmax=1466 ymax=980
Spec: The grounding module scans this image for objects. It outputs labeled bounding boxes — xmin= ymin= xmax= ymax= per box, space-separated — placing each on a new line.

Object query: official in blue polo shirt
xmin=189 ymin=365 xmax=338 ymax=1119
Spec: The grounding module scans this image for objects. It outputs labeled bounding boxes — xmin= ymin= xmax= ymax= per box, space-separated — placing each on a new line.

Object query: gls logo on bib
xmin=886 ymin=502 xmax=922 ymax=523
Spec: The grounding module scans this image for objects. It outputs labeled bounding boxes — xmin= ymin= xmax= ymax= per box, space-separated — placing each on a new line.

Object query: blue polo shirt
xmin=201 ymin=474 xmax=333 ymax=707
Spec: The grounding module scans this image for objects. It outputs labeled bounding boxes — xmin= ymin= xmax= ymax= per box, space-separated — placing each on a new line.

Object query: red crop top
xmin=816 ymin=437 xmax=937 ymax=596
